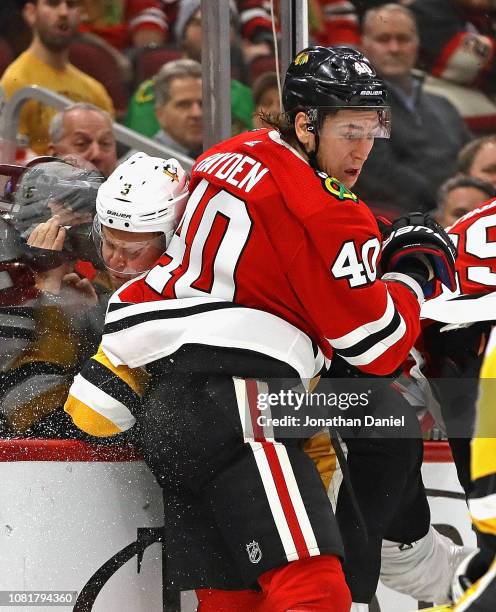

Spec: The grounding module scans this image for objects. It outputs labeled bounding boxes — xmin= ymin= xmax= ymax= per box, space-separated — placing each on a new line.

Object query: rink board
xmin=0 ymin=440 xmax=475 ymax=612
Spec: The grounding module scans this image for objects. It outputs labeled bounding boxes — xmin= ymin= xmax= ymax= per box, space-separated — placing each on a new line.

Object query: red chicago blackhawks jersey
xmin=447 ymin=199 xmax=496 ymax=295
xmin=110 ymin=129 xmax=422 ymax=377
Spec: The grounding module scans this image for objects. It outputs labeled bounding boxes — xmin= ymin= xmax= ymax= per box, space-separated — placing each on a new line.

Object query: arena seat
xmin=133 ymin=45 xmax=182 ymax=86
xmin=248 ymin=55 xmax=277 ymax=85
xmin=0 ymin=37 xmax=14 ymax=79
xmin=424 ymin=75 xmax=496 ymax=136
xmin=68 ymin=38 xmax=129 ymax=118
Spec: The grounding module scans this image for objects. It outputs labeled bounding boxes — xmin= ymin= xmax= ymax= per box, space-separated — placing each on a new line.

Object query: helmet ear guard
xmin=305 ymin=108 xmax=319 ymax=133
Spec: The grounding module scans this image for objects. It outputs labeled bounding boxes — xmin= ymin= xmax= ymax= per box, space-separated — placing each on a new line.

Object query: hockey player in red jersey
xmin=66 ymin=46 xmax=457 ymax=611
xmin=447 ymin=199 xmax=496 ymax=296
xmin=450 ymin=326 xmax=496 ymax=610
xmin=394 ymin=200 xmax=496 ymax=610
xmin=446 ymin=201 xmax=496 ymax=611
xmin=420 ymin=197 xmax=496 ymax=496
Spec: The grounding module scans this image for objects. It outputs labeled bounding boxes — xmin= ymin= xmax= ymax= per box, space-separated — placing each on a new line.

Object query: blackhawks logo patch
xmin=294 ymin=52 xmax=309 ymax=66
xmin=317 ymin=172 xmax=359 ymax=203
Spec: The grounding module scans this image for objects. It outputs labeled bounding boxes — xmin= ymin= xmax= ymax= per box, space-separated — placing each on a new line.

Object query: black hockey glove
xmin=380 ymin=212 xmax=457 ymax=297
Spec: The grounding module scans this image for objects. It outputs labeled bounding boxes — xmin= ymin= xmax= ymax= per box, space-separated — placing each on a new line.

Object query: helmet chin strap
xmin=306 ymin=132 xmax=320 ymax=172
xmin=297 ymin=110 xmax=321 ymax=172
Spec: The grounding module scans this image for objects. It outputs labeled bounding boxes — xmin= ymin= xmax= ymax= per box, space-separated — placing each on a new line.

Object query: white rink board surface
xmin=0 ymin=442 xmax=476 ymax=612
xmin=0 ymin=457 xmax=164 ymax=612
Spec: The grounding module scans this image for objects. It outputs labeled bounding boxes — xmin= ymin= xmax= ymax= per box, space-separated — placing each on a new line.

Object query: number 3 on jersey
xmin=331 ymin=238 xmax=380 ymax=287
xmin=146 ymin=179 xmax=252 ymax=299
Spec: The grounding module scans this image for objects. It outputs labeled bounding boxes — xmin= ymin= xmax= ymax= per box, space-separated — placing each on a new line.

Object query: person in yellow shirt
xmin=0 ymin=0 xmax=114 ymax=155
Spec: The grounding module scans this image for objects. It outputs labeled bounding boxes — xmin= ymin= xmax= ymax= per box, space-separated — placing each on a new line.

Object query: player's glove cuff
xmin=382 ymin=271 xmax=425 ymax=305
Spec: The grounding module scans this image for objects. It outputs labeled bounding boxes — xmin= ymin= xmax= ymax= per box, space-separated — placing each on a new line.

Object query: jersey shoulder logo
xmin=316 ymin=172 xmax=359 ymax=203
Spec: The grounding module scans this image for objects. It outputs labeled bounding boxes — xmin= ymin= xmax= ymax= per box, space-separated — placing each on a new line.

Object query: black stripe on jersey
xmin=471 ymin=473 xmax=496 ymax=501
xmin=80 ymin=359 xmax=142 ymax=417
xmin=0 ymin=361 xmax=66 ymax=395
xmin=334 ymin=308 xmax=402 ymax=359
xmin=0 ymin=325 xmax=36 ymax=340
xmin=145 ymin=343 xmax=300 ymax=379
xmin=107 ymin=301 xmax=134 ymax=314
xmin=104 ymin=301 xmax=240 ymax=335
xmin=451 ymin=291 xmax=488 ymax=301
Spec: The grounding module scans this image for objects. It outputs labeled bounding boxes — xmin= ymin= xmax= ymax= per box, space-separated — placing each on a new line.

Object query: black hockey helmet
xmin=283 ymin=45 xmax=389 ymax=115
xmin=282 ymin=46 xmax=390 ymax=170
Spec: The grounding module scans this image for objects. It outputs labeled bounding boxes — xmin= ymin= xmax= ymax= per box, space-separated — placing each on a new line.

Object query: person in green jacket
xmin=125 ymin=0 xmax=256 ymax=140
xmin=125 ymin=75 xmax=254 ymax=139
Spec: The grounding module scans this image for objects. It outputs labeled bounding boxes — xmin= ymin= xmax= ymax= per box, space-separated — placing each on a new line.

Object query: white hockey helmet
xmin=93 ymin=153 xmax=189 ymax=284
xmin=95 ymin=152 xmax=189 ymax=240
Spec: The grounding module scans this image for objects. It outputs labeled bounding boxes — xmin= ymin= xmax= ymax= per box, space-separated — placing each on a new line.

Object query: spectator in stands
xmin=354 ymin=3 xmax=471 ymax=216
xmin=233 ymin=0 xmax=274 ymax=60
xmin=310 ymin=0 xmax=360 ymax=47
xmin=409 ymin=0 xmax=496 ymax=95
xmin=458 ymin=135 xmax=496 ymax=188
xmin=172 ymin=0 xmax=247 ymax=82
xmin=435 ymin=175 xmax=495 ymax=227
xmin=0 ymin=0 xmax=114 ymax=156
xmin=0 ymin=158 xmax=106 ymax=438
xmin=0 ymin=216 xmax=39 ymax=437
xmin=408 ymin=0 xmax=496 ymax=133
xmin=153 ymin=59 xmax=202 ymax=159
xmin=125 ymin=1 xmax=255 ymax=140
xmin=252 ymin=71 xmax=280 ymax=128
xmin=7 ymin=158 xmax=103 ymax=287
xmin=163 ymin=0 xmax=274 ymax=61
xmin=78 ymin=0 xmax=168 ymax=50
xmin=73 ymin=0 xmax=168 ymax=90
xmin=48 ymin=102 xmax=117 ymax=177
